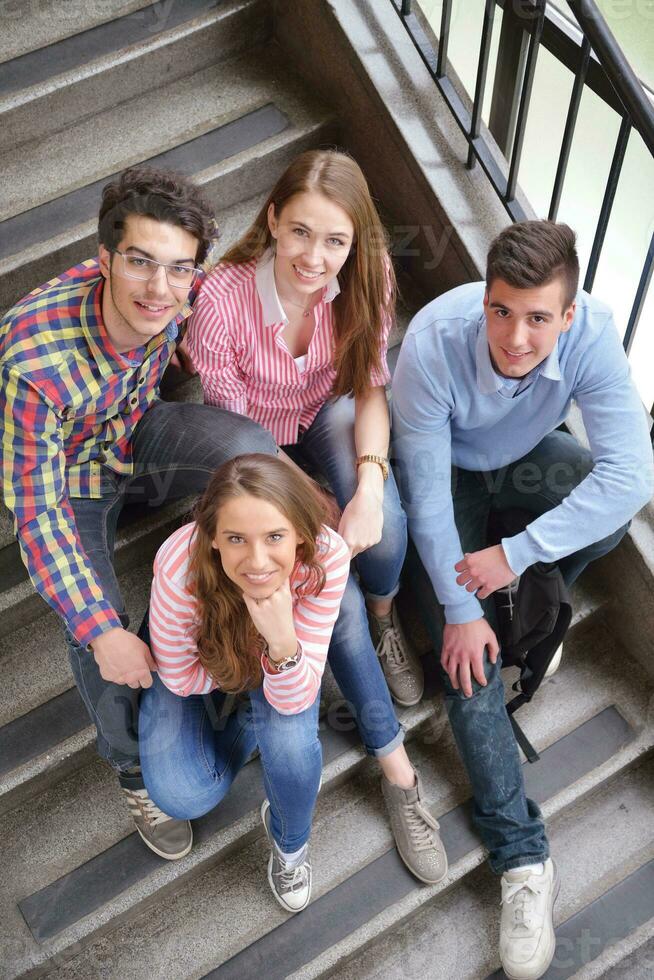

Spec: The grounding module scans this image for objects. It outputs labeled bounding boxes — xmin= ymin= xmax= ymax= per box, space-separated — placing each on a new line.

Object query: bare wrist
xmin=266 ymin=635 xmax=299 ymax=662
xmin=356 ymin=465 xmax=384 ymax=500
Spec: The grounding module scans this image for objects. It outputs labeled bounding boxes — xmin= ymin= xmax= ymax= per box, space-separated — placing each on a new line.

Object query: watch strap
xmin=356 ymin=454 xmax=389 ymax=481
xmin=263 ymin=642 xmax=302 ymax=673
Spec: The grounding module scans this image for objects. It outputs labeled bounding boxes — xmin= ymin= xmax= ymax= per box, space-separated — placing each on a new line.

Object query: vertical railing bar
xmin=505 ymin=0 xmax=546 ymax=203
xmin=623 ymin=230 xmax=654 ymax=355
xmin=583 ymin=114 xmax=631 ymax=292
xmin=548 ymin=36 xmax=592 ymax=221
xmin=466 ymin=0 xmax=497 ymax=170
xmin=436 ymin=0 xmax=453 ymax=79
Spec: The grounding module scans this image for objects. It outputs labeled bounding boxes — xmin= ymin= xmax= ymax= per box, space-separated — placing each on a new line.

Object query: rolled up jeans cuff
xmin=366 ymin=723 xmax=405 ymax=759
xmin=365 ymin=582 xmax=401 ymax=604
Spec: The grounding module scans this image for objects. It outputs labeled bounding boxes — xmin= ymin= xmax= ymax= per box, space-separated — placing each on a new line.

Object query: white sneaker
xmin=544 ymin=644 xmax=563 ymax=678
xmin=500 ymin=858 xmax=559 ymax=980
xmin=261 ymin=800 xmax=312 ymax=913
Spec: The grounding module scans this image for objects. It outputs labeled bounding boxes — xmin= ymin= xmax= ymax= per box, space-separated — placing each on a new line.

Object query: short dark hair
xmin=486 ymin=220 xmax=580 ymax=310
xmin=98 ymin=165 xmax=217 ymax=264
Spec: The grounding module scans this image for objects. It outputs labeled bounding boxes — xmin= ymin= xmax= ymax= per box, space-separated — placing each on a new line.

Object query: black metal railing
xmin=389 ymin=0 xmax=654 ymax=425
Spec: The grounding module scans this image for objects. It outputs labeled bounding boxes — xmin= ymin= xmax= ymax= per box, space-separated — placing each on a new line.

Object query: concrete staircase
xmin=1 ymin=2 xmax=653 ymax=978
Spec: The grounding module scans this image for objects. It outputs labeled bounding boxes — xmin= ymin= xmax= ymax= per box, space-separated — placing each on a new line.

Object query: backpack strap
xmin=506 ymin=693 xmax=540 ymax=763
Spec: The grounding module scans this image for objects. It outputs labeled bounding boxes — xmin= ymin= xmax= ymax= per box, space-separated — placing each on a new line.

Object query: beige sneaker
xmin=368 ymin=602 xmax=424 ymax=706
xmin=381 ymin=771 xmax=448 ymax=884
xmin=121 ymin=781 xmax=193 ymax=861
xmin=500 ymin=858 xmax=559 ymax=979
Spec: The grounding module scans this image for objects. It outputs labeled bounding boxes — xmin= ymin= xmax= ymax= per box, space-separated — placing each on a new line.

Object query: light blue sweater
xmin=392 ymin=281 xmax=654 ymax=624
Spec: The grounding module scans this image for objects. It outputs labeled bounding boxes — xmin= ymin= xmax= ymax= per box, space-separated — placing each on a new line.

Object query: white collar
xmin=254 ymin=248 xmax=340 ymax=326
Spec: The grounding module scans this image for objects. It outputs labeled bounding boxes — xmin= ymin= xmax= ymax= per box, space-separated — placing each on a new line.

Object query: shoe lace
xmin=276 ymin=857 xmax=311 ymax=894
xmin=376 ymin=623 xmax=409 ymax=675
xmin=502 ymin=878 xmax=546 ymax=933
xmin=124 ymin=787 xmax=173 ymax=827
xmin=402 ymin=799 xmax=441 ymax=851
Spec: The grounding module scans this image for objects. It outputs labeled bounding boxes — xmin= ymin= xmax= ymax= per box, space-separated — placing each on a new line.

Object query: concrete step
xmin=0 ymin=0 xmax=272 ymax=149
xmin=0 ymin=0 xmax=153 ymax=64
xmin=0 ymin=41 xmax=327 ymax=224
xmin=1 ymin=612 xmax=651 ymax=978
xmin=0 ymin=43 xmax=337 ymax=311
xmin=323 ymin=755 xmax=654 ymax=980
xmin=1 ymin=690 xmax=438 ymax=977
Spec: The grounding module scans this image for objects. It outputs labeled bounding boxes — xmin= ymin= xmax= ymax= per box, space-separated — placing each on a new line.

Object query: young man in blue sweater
xmin=392 ymin=220 xmax=653 ymax=980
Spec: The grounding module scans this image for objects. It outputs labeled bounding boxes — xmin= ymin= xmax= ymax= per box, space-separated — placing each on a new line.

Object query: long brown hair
xmin=188 ymin=454 xmax=327 ymax=693
xmin=219 ymin=149 xmax=396 ymax=398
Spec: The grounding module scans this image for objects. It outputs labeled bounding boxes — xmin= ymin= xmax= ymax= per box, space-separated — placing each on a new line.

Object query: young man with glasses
xmin=0 ymin=166 xmax=276 ymax=859
xmin=392 ymin=220 xmax=653 ymax=980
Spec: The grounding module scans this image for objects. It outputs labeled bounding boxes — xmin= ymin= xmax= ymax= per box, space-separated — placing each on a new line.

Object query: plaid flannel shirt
xmin=0 ymin=258 xmax=193 ymax=646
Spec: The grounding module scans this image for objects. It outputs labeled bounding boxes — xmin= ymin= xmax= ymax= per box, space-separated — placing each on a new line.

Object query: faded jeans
xmin=65 ymin=400 xmax=276 ymax=775
xmin=408 ymin=430 xmax=629 ymax=873
xmin=139 ymin=673 xmax=321 ymax=852
xmin=285 ymin=395 xmax=407 ymax=756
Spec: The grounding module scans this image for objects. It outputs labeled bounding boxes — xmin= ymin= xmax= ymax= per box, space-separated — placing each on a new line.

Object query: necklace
xmin=280 ymin=295 xmax=313 ymax=318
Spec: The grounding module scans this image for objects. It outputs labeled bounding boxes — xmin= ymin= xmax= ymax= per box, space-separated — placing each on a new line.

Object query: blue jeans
xmin=139 ymin=674 xmax=321 ymax=851
xmin=286 ymin=396 xmax=407 ymax=756
xmin=65 ymin=400 xmax=276 ymax=774
xmin=409 ymin=430 xmax=629 ymax=874
xmin=287 ymin=396 xmax=407 ymax=600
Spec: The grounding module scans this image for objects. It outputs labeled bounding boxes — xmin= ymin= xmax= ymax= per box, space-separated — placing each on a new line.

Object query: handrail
xmin=567 ymin=0 xmax=654 ymax=158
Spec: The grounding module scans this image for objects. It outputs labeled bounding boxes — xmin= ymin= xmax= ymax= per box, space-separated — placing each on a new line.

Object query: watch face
xmin=278 ymin=657 xmax=299 ymax=671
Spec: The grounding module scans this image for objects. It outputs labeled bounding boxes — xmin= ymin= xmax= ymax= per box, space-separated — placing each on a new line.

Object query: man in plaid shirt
xmin=0 ymin=166 xmax=276 ymax=859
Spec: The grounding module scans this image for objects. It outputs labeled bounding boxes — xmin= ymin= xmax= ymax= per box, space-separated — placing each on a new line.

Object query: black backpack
xmin=488 ymin=511 xmax=572 ymax=763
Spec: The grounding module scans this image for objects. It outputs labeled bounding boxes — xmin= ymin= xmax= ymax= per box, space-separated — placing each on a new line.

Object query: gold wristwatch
xmin=356 ymin=454 xmax=389 ymax=481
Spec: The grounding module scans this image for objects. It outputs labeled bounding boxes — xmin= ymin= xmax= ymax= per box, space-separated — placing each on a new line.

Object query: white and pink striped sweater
xmin=148 ymin=521 xmax=350 ymax=714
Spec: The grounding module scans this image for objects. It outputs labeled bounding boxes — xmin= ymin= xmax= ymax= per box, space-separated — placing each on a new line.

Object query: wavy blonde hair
xmin=219 ymin=149 xmax=396 ymax=398
xmin=188 ymin=454 xmax=327 ymax=693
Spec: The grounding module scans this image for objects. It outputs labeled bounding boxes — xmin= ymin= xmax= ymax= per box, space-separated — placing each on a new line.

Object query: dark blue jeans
xmin=65 ymin=400 xmax=276 ymax=773
xmin=409 ymin=430 xmax=629 ymax=873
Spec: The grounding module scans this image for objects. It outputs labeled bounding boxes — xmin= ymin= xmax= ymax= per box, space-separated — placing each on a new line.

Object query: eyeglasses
xmin=111 ymin=250 xmax=201 ymax=289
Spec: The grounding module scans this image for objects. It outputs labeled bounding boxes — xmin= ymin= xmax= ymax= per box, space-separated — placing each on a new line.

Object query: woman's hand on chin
xmin=242 ymin=579 xmax=297 ymax=657
xmin=338 ymin=486 xmax=384 ymax=558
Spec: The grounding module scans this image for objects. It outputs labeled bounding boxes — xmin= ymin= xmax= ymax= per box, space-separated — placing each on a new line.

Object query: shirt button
xmin=138 ymin=375 xmax=146 ymax=385
xmin=130 ymin=396 xmax=138 ymax=406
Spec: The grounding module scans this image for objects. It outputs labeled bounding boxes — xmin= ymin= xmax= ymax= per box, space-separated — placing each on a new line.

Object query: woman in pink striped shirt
xmin=186 ymin=150 xmax=424 ymax=709
xmin=138 ymin=454 xmax=350 ymax=913
xmin=184 ymin=152 xmax=448 ymax=889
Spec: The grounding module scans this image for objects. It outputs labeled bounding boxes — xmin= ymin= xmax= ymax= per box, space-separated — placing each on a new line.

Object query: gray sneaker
xmin=261 ymin=800 xmax=312 ymax=913
xmin=368 ymin=602 xmax=424 ymax=706
xmin=120 ymin=779 xmax=193 ymax=861
xmin=381 ymin=772 xmax=448 ymax=884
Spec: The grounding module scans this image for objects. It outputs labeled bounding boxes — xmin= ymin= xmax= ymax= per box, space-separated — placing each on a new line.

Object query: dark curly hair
xmin=98 ymin=165 xmax=217 ymax=264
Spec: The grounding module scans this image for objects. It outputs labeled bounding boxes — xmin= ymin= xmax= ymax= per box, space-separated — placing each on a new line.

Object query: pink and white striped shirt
xmin=148 ymin=521 xmax=350 ymax=714
xmin=186 ymin=249 xmax=392 ymax=445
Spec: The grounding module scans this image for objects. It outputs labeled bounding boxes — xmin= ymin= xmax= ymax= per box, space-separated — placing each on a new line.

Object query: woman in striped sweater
xmin=139 ymin=454 xmax=350 ymax=913
xmin=184 ymin=149 xmax=424 ymax=709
